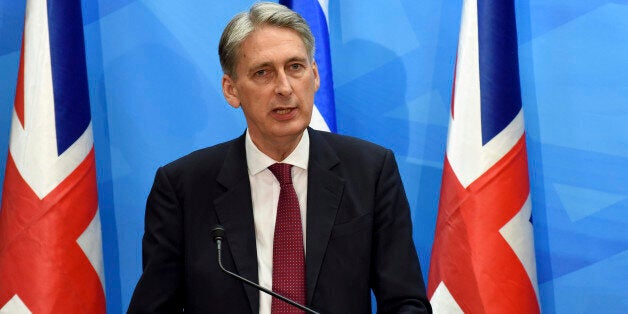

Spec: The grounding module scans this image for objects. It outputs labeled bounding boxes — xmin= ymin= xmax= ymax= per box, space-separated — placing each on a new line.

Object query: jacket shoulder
xmin=155 ymin=136 xmax=244 ymax=185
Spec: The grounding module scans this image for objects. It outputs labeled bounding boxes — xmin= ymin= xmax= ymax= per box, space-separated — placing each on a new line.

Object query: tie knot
xmin=268 ymin=163 xmax=293 ymax=186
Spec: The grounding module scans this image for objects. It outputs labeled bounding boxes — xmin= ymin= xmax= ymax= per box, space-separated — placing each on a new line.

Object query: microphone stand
xmin=212 ymin=226 xmax=320 ymax=314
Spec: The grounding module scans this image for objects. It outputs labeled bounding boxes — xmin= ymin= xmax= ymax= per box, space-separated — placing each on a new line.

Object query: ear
xmin=311 ymin=60 xmax=320 ymax=92
xmin=222 ymin=74 xmax=241 ymax=108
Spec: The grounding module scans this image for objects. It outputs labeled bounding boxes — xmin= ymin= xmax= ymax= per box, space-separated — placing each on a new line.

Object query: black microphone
xmin=211 ymin=225 xmax=320 ymax=314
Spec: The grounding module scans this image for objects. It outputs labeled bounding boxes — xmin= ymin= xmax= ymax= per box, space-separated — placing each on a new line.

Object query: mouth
xmin=272 ymin=107 xmax=298 ymax=120
xmin=274 ymin=108 xmax=295 ymax=114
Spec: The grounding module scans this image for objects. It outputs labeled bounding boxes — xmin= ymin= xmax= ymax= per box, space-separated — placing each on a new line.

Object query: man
xmin=128 ymin=2 xmax=431 ymax=313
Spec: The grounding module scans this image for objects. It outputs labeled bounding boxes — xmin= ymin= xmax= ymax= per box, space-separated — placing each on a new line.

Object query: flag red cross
xmin=428 ymin=136 xmax=539 ymax=313
xmin=0 ymin=149 xmax=105 ymax=313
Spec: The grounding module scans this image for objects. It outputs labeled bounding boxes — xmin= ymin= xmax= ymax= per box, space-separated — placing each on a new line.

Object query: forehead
xmin=236 ymin=26 xmax=308 ymax=67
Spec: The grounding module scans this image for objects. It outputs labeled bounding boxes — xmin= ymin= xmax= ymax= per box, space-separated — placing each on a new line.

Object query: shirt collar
xmin=245 ymin=128 xmax=310 ymax=176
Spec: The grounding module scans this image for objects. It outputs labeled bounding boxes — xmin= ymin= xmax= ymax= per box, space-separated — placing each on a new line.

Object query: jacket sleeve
xmin=371 ymin=149 xmax=432 ymax=313
xmin=127 ymin=167 xmax=185 ymax=314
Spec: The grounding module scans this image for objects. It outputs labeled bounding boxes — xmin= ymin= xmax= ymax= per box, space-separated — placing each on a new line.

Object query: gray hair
xmin=218 ymin=2 xmax=315 ymax=79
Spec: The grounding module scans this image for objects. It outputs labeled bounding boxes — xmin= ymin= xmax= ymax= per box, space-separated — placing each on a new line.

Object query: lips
xmin=274 ymin=108 xmax=294 ymax=114
xmin=272 ymin=107 xmax=298 ymax=120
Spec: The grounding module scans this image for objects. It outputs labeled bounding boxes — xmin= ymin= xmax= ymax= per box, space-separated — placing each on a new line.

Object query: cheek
xmin=238 ymin=87 xmax=263 ymax=107
xmin=240 ymin=98 xmax=267 ymax=120
xmin=299 ymin=79 xmax=318 ymax=96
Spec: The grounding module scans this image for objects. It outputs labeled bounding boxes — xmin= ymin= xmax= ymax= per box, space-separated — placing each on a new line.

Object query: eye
xmin=290 ymin=63 xmax=303 ymax=71
xmin=254 ymin=69 xmax=267 ymax=77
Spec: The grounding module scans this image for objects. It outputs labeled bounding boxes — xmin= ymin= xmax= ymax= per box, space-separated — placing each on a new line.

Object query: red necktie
xmin=268 ymin=163 xmax=306 ymax=313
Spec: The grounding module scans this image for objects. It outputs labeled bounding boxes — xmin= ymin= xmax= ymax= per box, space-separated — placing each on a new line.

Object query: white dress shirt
xmin=245 ymin=129 xmax=309 ymax=314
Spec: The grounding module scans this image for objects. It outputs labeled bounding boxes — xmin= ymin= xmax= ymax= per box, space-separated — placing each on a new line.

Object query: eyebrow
xmin=286 ymin=56 xmax=308 ymax=64
xmin=249 ymin=62 xmax=273 ymax=72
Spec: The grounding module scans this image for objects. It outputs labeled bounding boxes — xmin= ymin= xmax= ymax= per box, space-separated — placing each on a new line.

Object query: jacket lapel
xmin=305 ymin=129 xmax=345 ymax=304
xmin=214 ymin=134 xmax=259 ymax=314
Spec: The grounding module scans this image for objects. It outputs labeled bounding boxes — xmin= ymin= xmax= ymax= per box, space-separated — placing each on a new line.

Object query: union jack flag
xmin=0 ymin=0 xmax=106 ymax=313
xmin=427 ymin=0 xmax=540 ymax=312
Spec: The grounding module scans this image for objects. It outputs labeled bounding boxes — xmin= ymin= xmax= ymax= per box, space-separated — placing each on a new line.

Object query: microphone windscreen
xmin=211 ymin=225 xmax=225 ymax=242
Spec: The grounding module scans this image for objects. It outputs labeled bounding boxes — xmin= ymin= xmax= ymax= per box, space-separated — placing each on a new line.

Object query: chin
xmin=274 ymin=122 xmax=308 ymax=137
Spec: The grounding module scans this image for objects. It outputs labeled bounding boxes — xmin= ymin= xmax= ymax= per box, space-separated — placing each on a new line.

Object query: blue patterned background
xmin=0 ymin=0 xmax=626 ymax=313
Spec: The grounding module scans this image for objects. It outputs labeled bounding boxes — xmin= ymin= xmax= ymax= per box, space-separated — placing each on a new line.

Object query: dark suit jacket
xmin=128 ymin=128 xmax=431 ymax=313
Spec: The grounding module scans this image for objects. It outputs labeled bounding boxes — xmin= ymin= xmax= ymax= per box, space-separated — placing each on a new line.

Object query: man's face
xmin=222 ymin=25 xmax=320 ymax=147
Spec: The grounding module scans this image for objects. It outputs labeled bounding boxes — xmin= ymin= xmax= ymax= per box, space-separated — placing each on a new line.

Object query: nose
xmin=274 ymin=70 xmax=293 ymax=96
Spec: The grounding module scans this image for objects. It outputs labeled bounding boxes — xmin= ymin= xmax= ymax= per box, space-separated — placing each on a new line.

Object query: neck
xmin=251 ymin=133 xmax=303 ymax=162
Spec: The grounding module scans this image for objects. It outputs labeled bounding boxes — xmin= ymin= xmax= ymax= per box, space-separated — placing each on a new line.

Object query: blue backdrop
xmin=0 ymin=1 xmax=626 ymax=313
